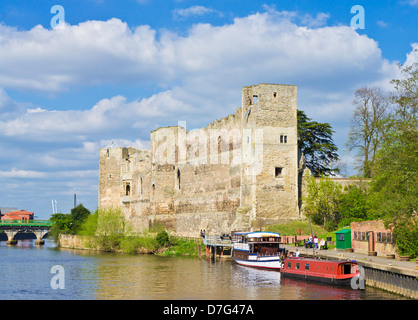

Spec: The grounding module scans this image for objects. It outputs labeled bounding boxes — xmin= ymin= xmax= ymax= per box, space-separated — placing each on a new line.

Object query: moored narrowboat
xmin=281 ymin=257 xmax=362 ymax=287
xmin=231 ymin=231 xmax=287 ymax=270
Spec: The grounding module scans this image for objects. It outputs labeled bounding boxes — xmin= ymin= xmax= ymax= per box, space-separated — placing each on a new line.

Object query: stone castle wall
xmin=98 ymin=84 xmax=300 ymax=237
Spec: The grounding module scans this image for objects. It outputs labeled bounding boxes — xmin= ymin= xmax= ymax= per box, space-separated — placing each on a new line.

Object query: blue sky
xmin=0 ymin=0 xmax=417 ymax=219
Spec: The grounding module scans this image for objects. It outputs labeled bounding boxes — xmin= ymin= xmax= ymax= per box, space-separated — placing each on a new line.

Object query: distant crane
xmin=51 ymin=200 xmax=58 ymax=214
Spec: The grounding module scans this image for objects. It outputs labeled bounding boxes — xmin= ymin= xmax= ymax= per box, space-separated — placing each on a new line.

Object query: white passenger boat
xmin=231 ymin=231 xmax=286 ymax=270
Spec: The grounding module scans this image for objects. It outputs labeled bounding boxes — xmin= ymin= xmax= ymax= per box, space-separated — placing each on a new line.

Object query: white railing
xmin=203 ymin=235 xmax=233 ymax=247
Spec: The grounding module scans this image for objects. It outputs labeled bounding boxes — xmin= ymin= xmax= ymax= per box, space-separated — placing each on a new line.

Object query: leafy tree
xmin=79 ymin=209 xmax=99 ymax=236
xmin=297 ymin=110 xmax=340 ymax=176
xmin=303 ymin=175 xmax=342 ymax=231
xmin=95 ymin=207 xmax=128 ymax=251
xmin=338 ymin=185 xmax=368 ymax=227
xmin=346 ymin=87 xmax=389 ymax=177
xmin=70 ymin=204 xmax=91 ymax=234
xmin=49 ymin=204 xmax=92 ymax=238
xmin=49 ymin=213 xmax=73 ymax=240
xmin=369 ymin=63 xmax=417 ymax=257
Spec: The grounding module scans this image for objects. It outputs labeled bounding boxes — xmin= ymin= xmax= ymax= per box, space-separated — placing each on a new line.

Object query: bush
xmin=156 ymin=231 xmax=170 ymax=247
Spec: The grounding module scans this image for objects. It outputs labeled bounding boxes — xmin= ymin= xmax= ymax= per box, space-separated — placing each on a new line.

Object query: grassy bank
xmin=266 ymin=220 xmax=330 ymax=238
xmin=77 ymin=231 xmax=204 ymax=256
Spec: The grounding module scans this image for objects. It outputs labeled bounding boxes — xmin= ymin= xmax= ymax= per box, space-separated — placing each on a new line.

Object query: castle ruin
xmin=98 ymin=84 xmax=304 ymax=237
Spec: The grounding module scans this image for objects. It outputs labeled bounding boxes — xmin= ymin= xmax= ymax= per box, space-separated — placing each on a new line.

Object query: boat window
xmin=343 ymin=264 xmax=351 ymax=274
xmin=295 ymin=263 xmax=300 ymax=270
xmin=287 ymin=262 xmax=291 ymax=269
xmin=305 ymin=263 xmax=310 ymax=270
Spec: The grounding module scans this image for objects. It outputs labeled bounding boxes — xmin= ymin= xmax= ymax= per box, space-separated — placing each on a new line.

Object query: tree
xmin=79 ymin=209 xmax=99 ymax=236
xmin=70 ymin=203 xmax=91 ymax=234
xmin=369 ymin=63 xmax=417 ymax=257
xmin=338 ymin=185 xmax=368 ymax=227
xmin=95 ymin=207 xmax=128 ymax=251
xmin=49 ymin=213 xmax=73 ymax=240
xmin=346 ymin=87 xmax=389 ymax=177
xmin=303 ymin=175 xmax=342 ymax=231
xmin=297 ymin=110 xmax=340 ymax=176
xmin=49 ymin=204 xmax=92 ymax=238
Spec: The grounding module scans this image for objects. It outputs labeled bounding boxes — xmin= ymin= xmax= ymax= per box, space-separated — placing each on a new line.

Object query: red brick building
xmin=351 ymin=220 xmax=396 ymax=257
xmin=1 ymin=209 xmax=34 ymax=221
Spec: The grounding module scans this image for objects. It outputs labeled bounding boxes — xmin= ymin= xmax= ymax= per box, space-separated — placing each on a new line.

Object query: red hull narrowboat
xmin=281 ymin=257 xmax=363 ymax=287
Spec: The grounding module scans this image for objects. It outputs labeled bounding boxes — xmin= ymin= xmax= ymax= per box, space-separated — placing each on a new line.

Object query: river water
xmin=0 ymin=239 xmax=406 ymax=300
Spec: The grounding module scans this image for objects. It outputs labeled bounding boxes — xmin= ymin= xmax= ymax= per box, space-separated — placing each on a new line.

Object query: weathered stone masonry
xmin=99 ymin=84 xmax=302 ymax=237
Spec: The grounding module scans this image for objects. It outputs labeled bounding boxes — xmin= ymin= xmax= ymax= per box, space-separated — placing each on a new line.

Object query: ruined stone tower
xmin=98 ymin=84 xmax=299 ymax=236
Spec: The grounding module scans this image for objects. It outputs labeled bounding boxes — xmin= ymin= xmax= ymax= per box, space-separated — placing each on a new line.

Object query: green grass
xmin=266 ymin=220 xmax=328 ymax=237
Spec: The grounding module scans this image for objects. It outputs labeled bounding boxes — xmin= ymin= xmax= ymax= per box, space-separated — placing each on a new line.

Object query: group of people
xmin=305 ymin=235 xmax=319 ymax=249
xmin=279 ymin=249 xmax=300 ymax=262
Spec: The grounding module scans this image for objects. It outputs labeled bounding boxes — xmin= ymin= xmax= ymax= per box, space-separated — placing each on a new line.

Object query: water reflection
xmin=0 ymin=241 xmax=407 ymax=300
xmin=91 ymin=255 xmax=397 ymax=300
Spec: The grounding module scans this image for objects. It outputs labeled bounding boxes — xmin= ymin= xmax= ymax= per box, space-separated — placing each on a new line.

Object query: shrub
xmin=156 ymin=231 xmax=170 ymax=247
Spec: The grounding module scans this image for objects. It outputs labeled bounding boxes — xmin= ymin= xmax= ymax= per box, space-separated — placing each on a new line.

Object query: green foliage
xmin=163 ymin=237 xmax=202 ymax=256
xmin=297 ymin=110 xmax=340 ymax=176
xmin=49 ymin=213 xmax=73 ymax=240
xmin=156 ymin=230 xmax=170 ymax=247
xmin=49 ymin=204 xmax=92 ymax=239
xmin=368 ymin=63 xmax=418 ymax=257
xmin=303 ymin=175 xmax=342 ymax=230
xmin=73 ymin=207 xmax=200 ymax=255
xmin=70 ymin=204 xmax=91 ymax=233
xmin=390 ymin=221 xmax=418 ymax=258
xmin=302 ymin=177 xmax=375 ymax=231
xmin=78 ymin=209 xmax=98 ymax=236
xmin=338 ymin=185 xmax=369 ymax=227
xmin=119 ymin=235 xmax=159 ymax=254
xmin=94 ymin=207 xmax=127 ymax=251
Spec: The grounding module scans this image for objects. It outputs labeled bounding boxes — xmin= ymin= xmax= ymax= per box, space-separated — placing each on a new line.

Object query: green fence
xmin=0 ymin=220 xmax=52 ymax=227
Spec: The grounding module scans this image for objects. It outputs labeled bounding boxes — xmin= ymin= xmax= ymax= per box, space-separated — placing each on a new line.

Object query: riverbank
xmin=58 ymin=233 xmax=204 ymax=256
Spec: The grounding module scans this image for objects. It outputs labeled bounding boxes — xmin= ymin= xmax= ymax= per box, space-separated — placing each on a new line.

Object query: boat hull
xmin=281 ymin=271 xmax=359 ymax=286
xmin=232 ymin=257 xmax=283 ymax=270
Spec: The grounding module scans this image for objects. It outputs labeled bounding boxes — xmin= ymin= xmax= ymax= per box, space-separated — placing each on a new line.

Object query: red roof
xmin=4 ymin=210 xmax=34 ymax=215
xmin=1 ymin=210 xmax=34 ymax=220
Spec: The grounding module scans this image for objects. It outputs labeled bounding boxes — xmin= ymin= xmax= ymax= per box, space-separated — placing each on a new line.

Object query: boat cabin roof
xmin=233 ymin=231 xmax=280 ymax=238
xmin=286 ymin=257 xmax=357 ymax=265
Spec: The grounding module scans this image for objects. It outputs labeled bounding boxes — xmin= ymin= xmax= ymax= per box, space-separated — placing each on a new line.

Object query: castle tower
xmin=240 ymin=84 xmax=299 ymax=227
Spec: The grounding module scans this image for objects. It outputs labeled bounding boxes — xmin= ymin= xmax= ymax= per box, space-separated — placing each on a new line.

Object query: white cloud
xmin=0 ymin=7 xmax=414 ymax=217
xmin=400 ymin=0 xmax=418 ymax=7
xmin=0 ymin=167 xmax=46 ymax=178
xmin=173 ymin=5 xmax=215 ymax=19
xmin=0 ymin=10 xmax=394 ymax=97
xmin=301 ymin=12 xmax=330 ymax=27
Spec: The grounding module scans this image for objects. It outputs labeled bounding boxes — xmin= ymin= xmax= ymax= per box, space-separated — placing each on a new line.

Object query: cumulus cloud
xmin=0 ymin=9 xmax=392 ymax=95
